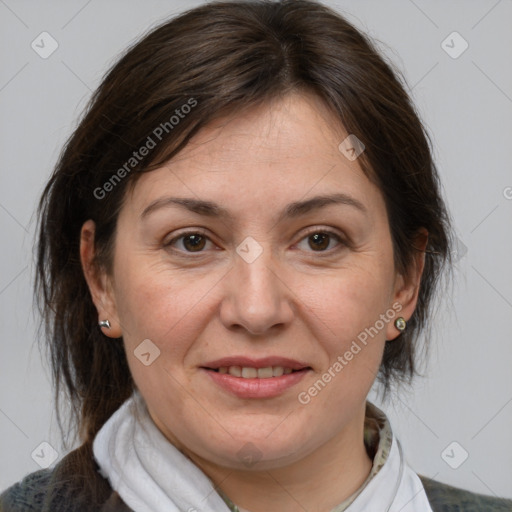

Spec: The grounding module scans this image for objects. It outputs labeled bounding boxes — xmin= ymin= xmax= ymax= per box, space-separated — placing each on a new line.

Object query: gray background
xmin=1 ymin=0 xmax=511 ymax=500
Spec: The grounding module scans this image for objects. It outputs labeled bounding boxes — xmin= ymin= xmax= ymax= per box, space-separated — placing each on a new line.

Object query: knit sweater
xmin=1 ymin=443 xmax=511 ymax=511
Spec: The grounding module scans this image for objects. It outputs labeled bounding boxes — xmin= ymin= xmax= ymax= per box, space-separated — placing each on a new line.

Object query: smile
xmin=214 ymin=366 xmax=298 ymax=378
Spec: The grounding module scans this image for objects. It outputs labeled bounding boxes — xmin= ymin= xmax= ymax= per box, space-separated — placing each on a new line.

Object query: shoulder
xmin=0 ymin=468 xmax=52 ymax=511
xmin=0 ymin=444 xmax=131 ymax=512
xmin=419 ymin=475 xmax=512 ymax=512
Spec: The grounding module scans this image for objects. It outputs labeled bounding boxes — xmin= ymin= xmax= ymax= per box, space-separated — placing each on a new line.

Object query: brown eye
xmin=296 ymin=230 xmax=344 ymax=254
xmin=166 ymin=231 xmax=213 ymax=254
xmin=308 ymin=232 xmax=330 ymax=251
xmin=182 ymin=234 xmax=207 ymax=252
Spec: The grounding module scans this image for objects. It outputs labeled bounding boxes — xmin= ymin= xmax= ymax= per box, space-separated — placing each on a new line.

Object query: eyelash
xmin=164 ymin=227 xmax=346 ymax=256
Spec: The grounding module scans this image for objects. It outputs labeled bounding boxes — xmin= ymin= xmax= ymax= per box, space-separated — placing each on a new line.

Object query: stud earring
xmin=394 ymin=317 xmax=407 ymax=332
xmin=98 ymin=319 xmax=111 ymax=329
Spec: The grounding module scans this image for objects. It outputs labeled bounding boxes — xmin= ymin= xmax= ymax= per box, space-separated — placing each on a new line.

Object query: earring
xmin=98 ymin=319 xmax=111 ymax=329
xmin=394 ymin=317 xmax=407 ymax=332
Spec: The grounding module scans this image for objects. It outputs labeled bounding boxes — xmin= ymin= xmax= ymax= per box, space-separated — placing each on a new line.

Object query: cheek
xmin=309 ymin=263 xmax=394 ymax=342
xmin=294 ymin=274 xmax=389 ymax=415
xmin=298 ymin=260 xmax=394 ymax=405
xmin=113 ymin=257 xmax=217 ymax=358
xmin=113 ymin=263 xmax=213 ymax=415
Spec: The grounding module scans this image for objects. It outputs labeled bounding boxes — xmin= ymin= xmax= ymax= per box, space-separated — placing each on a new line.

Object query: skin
xmin=81 ymin=92 xmax=426 ymax=512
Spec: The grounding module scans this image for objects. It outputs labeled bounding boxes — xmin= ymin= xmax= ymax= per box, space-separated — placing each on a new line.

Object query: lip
xmin=202 ymin=356 xmax=310 ymax=370
xmin=203 ymin=367 xmax=311 ymax=398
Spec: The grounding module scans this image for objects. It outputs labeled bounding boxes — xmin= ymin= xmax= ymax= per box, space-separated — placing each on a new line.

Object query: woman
xmin=1 ymin=1 xmax=510 ymax=511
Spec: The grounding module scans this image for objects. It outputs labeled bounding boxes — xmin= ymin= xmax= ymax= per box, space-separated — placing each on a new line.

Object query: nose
xmin=219 ymin=250 xmax=294 ymax=336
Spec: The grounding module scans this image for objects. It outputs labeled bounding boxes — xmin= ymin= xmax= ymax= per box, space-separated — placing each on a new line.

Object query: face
xmin=83 ymin=93 xmax=420 ymax=472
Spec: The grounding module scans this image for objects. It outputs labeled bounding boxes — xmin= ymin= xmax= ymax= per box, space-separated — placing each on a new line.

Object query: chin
xmin=192 ymin=424 xmax=319 ymax=471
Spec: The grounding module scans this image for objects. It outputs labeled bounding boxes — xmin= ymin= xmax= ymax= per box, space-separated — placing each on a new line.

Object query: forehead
xmin=169 ymin=93 xmax=349 ymax=171
xmin=125 ymin=92 xmax=383 ymax=220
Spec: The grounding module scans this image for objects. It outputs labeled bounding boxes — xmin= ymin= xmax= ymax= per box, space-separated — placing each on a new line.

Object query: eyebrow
xmin=140 ymin=193 xmax=367 ymax=221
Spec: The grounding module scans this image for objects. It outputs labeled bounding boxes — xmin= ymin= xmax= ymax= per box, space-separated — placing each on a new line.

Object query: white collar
xmin=93 ymin=392 xmax=432 ymax=512
xmin=342 ymin=436 xmax=432 ymax=512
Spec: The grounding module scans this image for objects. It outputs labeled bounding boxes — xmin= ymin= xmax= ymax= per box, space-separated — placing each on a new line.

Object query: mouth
xmin=201 ymin=356 xmax=311 ymax=377
xmin=207 ymin=366 xmax=307 ymax=378
xmin=200 ymin=357 xmax=312 ymax=398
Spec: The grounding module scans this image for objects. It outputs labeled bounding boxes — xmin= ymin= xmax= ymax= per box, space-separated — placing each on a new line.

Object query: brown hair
xmin=36 ymin=0 xmax=452 ymax=453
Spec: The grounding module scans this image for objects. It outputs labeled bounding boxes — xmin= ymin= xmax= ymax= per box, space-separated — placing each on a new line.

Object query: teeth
xmin=257 ymin=367 xmax=273 ymax=378
xmin=272 ymin=366 xmax=284 ymax=377
xmin=242 ymin=367 xmax=258 ymax=378
xmin=228 ymin=366 xmax=242 ymax=377
xmin=217 ymin=366 xmax=299 ymax=378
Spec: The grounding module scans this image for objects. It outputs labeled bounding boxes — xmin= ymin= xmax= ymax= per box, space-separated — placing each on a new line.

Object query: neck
xmin=188 ymin=405 xmax=373 ymax=512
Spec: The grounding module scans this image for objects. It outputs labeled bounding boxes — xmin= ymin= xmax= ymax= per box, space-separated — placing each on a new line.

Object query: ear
xmin=80 ymin=220 xmax=123 ymax=338
xmin=386 ymin=228 xmax=428 ymax=341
